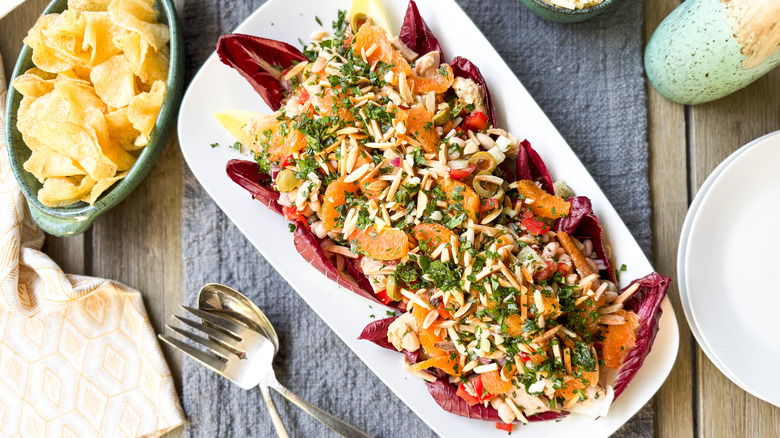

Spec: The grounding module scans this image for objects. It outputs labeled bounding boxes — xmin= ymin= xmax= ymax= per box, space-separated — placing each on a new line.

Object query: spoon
xmin=198 ymin=283 xmax=289 ymax=438
xmin=197 ymin=283 xmax=372 ymax=438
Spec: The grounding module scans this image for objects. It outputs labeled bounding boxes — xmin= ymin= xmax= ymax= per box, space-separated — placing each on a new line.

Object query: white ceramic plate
xmin=684 ymin=131 xmax=780 ymax=407
xmin=177 ymin=0 xmax=679 ymax=435
xmin=677 ymin=131 xmax=780 ymax=393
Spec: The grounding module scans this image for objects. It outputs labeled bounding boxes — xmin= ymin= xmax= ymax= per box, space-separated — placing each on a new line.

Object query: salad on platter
xmin=212 ymin=0 xmax=670 ymax=431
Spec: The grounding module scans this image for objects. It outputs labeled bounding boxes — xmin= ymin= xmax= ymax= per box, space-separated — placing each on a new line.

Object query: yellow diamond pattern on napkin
xmin=0 ymin=56 xmax=185 ymax=436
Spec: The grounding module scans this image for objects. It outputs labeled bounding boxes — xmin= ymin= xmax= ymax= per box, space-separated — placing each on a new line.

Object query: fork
xmin=159 ymin=306 xmax=372 ymax=438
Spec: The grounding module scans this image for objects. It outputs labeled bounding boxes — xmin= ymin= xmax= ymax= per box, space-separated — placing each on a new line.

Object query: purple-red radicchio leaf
xmin=399 ymin=0 xmax=445 ymax=61
xmin=293 ymin=223 xmax=383 ymax=305
xmin=226 ymin=159 xmax=283 ymax=215
xmin=612 ymin=272 xmax=670 ymax=399
xmin=515 ymin=139 xmax=554 ymax=194
xmin=555 ymin=196 xmax=616 ymax=283
xmin=217 ymin=34 xmax=307 ymax=111
xmin=450 ymin=56 xmax=497 ymax=128
xmin=426 ymin=377 xmax=502 ymax=422
xmin=358 ymin=316 xmax=419 ymax=363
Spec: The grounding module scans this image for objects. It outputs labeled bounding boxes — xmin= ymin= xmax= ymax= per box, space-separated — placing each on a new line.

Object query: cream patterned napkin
xmin=0 ymin=57 xmax=185 ymax=437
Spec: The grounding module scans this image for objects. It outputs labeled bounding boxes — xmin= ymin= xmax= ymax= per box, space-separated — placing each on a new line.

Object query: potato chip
xmin=105 ymin=107 xmax=142 ymax=151
xmin=37 ymin=175 xmax=96 ymax=207
xmin=109 ymin=0 xmax=169 ymax=52
xmin=81 ymin=11 xmax=124 ymax=65
xmin=114 ymin=33 xmax=167 ymax=85
xmin=127 ymin=79 xmax=164 ymax=146
xmin=82 ymin=171 xmax=127 ymax=204
xmin=17 ymin=0 xmax=169 ymax=207
xmin=90 ymin=54 xmax=136 ymax=108
xmin=11 ymin=72 xmax=54 ymax=98
xmin=23 ymin=147 xmax=86 ymax=183
xmin=28 ymin=120 xmax=116 ymax=180
xmin=67 ymin=0 xmax=111 ymax=13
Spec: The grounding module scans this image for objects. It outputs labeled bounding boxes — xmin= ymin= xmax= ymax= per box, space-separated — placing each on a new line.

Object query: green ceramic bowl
xmin=517 ymin=0 xmax=614 ymax=23
xmin=4 ymin=0 xmax=183 ymax=237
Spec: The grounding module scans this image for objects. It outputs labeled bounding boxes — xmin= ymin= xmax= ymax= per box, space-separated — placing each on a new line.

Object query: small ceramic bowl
xmin=4 ymin=0 xmax=183 ymax=237
xmin=518 ymin=0 xmax=615 ymax=23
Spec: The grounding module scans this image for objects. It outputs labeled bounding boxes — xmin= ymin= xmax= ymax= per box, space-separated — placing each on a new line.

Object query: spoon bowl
xmin=198 ymin=283 xmax=279 ymax=351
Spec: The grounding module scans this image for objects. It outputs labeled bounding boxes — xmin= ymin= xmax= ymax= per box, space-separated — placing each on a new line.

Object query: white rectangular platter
xmin=177 ymin=0 xmax=679 ymax=436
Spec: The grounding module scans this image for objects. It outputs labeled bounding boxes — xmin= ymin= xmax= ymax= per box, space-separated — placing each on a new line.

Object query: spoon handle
xmin=261 ymin=384 xmax=289 ymax=438
xmin=270 ymin=383 xmax=372 ymax=438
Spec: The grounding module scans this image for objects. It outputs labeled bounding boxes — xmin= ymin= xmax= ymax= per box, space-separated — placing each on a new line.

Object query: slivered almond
xmin=504 ymin=397 xmax=529 ymax=424
xmin=453 ymin=301 xmax=472 ymax=319
xmin=401 ymin=288 xmax=431 ymax=309
xmin=425 ymin=91 xmax=436 ymax=114
xmin=423 ymin=309 xmax=439 ymax=329
xmin=532 ymin=325 xmax=562 ymax=344
xmin=474 ymin=174 xmax=504 ymax=185
xmin=615 ymin=282 xmax=641 ymax=304
xmin=344 ymin=163 xmax=370 ymax=183
xmin=563 ymin=347 xmax=572 ymax=375
xmin=599 ymin=303 xmax=623 ymax=314
xmin=597 ymin=314 xmax=627 ymax=325
xmin=498 ymin=261 xmax=522 ymax=289
xmin=475 ymin=265 xmax=501 ymax=281
xmin=346 ymin=146 xmax=358 ymax=174
xmin=283 ymin=60 xmax=309 ymax=80
xmin=474 ymin=363 xmax=498 ymax=374
xmin=398 ymin=71 xmax=413 ymax=104
xmin=323 ymin=245 xmax=359 ymax=259
xmin=403 ymin=357 xmax=437 ymax=382
xmin=450 ymin=235 xmax=459 ymax=264
xmin=431 ymin=241 xmax=448 ymax=259
xmin=415 ymin=191 xmax=428 ymax=219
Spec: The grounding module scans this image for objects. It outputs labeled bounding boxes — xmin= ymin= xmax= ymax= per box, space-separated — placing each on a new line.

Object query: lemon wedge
xmin=214 ymin=110 xmax=263 ymax=146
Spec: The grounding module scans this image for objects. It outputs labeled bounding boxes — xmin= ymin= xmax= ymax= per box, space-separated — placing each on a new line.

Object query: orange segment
xmin=321 ymin=176 xmax=359 ymax=231
xmin=601 ymin=309 xmax=639 ymax=369
xmin=352 ymin=24 xmax=410 ymax=81
xmin=412 ymin=355 xmax=460 ymax=376
xmin=413 ymin=223 xmax=455 ymax=253
xmin=250 ymin=121 xmax=306 ymax=163
xmin=556 ymin=376 xmax=587 ymax=401
xmin=349 ymin=226 xmax=408 ymax=260
xmin=396 ymin=106 xmax=438 ymax=154
xmin=409 ymin=64 xmax=454 ymax=95
xmin=514 ymin=180 xmax=571 ymax=220
xmin=504 ymin=314 xmax=524 ymax=337
xmin=441 ymin=178 xmax=480 ymax=222
xmin=481 ymin=370 xmax=513 ymax=395
xmin=412 ymin=304 xmax=446 ymax=357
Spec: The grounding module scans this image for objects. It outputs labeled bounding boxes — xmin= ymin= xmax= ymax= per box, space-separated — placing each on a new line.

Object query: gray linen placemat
xmin=179 ymin=0 xmax=652 ymax=436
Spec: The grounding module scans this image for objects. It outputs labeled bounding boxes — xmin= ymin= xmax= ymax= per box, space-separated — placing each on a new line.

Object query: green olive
xmin=492 ymin=186 xmax=505 ymax=205
xmin=433 ymin=108 xmax=452 ymax=126
xmin=473 ymin=171 xmax=499 ymax=198
xmin=350 ymin=13 xmax=369 ymax=33
xmin=468 ymin=151 xmax=497 ymax=173
xmin=386 ymin=275 xmax=400 ymax=301
xmin=276 ymin=169 xmax=300 ymax=193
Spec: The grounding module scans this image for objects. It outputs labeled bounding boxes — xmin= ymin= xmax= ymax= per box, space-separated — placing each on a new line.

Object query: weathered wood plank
xmin=644 ymin=1 xmax=695 ymax=437
xmin=690 ymin=67 xmax=780 ymax=438
xmin=89 ymin=136 xmax=185 ymax=437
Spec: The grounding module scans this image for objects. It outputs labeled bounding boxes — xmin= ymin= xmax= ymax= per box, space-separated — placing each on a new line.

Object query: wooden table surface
xmin=3 ymin=0 xmax=780 ymax=436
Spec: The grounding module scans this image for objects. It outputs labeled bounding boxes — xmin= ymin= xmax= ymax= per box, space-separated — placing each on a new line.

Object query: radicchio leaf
xmin=358 ymin=316 xmax=419 ymax=363
xmin=293 ymin=223 xmax=383 ymax=305
xmin=516 ymin=139 xmax=554 ymax=194
xmin=345 ymin=256 xmax=383 ymax=305
xmin=450 ymin=56 xmax=497 ymax=128
xmin=217 ymin=34 xmax=307 ymax=111
xmin=226 ymin=159 xmax=283 ymax=215
xmin=555 ymin=196 xmax=616 ymax=283
xmin=426 ymin=377 xmax=501 ymax=422
xmin=612 ymin=272 xmax=670 ymax=399
xmin=399 ymin=0 xmax=445 ymax=61
xmin=358 ymin=316 xmax=397 ymax=351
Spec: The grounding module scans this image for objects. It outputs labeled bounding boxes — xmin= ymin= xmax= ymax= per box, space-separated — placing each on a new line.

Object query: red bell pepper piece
xmin=480 ymin=198 xmax=499 ymax=212
xmin=376 ymin=289 xmax=394 ymax=305
xmin=472 ymin=375 xmax=492 ymax=403
xmin=298 ymin=87 xmax=309 ymax=104
xmin=450 ymin=164 xmax=475 ymax=180
xmin=522 ymin=216 xmax=550 ymax=235
xmin=456 ymin=383 xmax=481 ymax=406
xmin=462 ymin=111 xmax=488 ymax=132
xmin=556 ymin=262 xmax=571 ymax=276
xmin=534 ymin=260 xmax=555 ymax=281
xmin=282 ymin=206 xmax=307 ymax=225
xmin=495 ymin=422 xmax=513 ymax=432
xmin=433 ymin=299 xmax=451 ymax=319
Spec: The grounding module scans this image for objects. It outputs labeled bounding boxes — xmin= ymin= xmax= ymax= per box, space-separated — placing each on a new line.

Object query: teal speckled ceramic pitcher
xmin=645 ymin=0 xmax=780 ymax=105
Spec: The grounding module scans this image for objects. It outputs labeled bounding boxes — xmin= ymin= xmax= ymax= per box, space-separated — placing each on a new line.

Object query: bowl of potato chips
xmin=4 ymin=0 xmax=182 ymax=236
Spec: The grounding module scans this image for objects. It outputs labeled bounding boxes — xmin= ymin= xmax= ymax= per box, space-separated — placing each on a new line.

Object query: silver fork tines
xmin=159 ymin=305 xmax=252 ymax=375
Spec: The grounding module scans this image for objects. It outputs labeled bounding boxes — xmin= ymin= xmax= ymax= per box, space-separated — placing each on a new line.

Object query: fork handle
xmin=261 ymin=384 xmax=289 ymax=438
xmin=270 ymin=383 xmax=372 ymax=438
